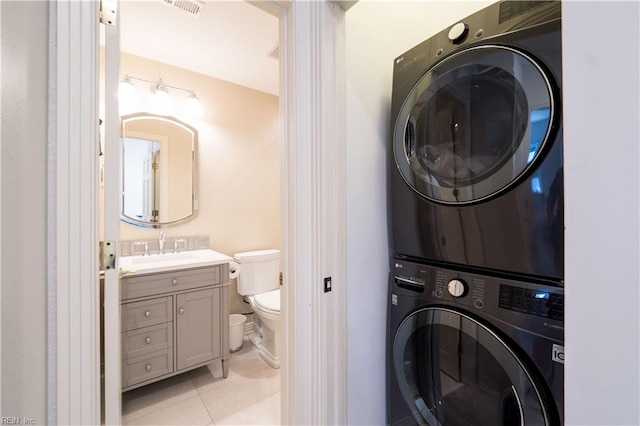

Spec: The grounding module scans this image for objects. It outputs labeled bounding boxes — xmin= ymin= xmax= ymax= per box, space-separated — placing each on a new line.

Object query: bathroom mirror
xmin=121 ymin=113 xmax=197 ymax=228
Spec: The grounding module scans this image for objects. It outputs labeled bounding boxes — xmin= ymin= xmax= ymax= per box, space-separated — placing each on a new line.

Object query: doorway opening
xmin=100 ymin=2 xmax=283 ymax=424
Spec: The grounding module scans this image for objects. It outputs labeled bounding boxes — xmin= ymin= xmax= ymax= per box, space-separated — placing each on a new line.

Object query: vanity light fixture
xmin=119 ymin=74 xmax=205 ymax=117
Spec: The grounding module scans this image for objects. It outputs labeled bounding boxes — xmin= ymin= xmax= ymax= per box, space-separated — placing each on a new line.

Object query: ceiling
xmin=118 ymin=0 xmax=280 ymax=96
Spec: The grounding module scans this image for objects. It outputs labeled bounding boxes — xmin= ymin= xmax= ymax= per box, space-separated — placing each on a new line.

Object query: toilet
xmin=234 ymin=249 xmax=281 ymax=368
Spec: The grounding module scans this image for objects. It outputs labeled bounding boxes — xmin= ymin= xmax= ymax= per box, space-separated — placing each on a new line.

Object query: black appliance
xmin=389 ymin=0 xmax=563 ymax=281
xmin=387 ymin=259 xmax=564 ymax=425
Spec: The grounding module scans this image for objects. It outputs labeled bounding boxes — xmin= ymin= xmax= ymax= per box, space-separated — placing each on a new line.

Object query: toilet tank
xmin=234 ymin=249 xmax=280 ymax=296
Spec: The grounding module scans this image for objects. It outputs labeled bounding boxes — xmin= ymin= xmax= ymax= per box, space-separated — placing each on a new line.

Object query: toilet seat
xmin=253 ymin=289 xmax=280 ymax=314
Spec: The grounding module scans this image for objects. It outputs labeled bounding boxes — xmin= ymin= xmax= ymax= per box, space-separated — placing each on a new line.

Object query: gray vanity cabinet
xmin=120 ymin=264 xmax=230 ymax=391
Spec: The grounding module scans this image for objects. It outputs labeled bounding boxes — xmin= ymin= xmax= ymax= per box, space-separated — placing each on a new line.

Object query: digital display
xmin=499 ymin=1 xmax=554 ymax=24
xmin=499 ymin=284 xmax=563 ymax=320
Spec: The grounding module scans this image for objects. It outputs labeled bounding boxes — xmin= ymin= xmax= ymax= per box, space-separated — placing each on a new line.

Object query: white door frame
xmin=50 ymin=1 xmax=101 ymax=424
xmin=255 ymin=2 xmax=348 ymax=423
xmin=51 ymin=0 xmax=347 ymax=424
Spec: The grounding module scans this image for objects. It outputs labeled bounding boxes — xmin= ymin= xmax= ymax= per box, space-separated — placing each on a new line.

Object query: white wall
xmin=345 ymin=1 xmax=492 ymax=424
xmin=0 ymin=1 xmax=48 ymax=423
xmin=563 ymin=2 xmax=640 ymax=425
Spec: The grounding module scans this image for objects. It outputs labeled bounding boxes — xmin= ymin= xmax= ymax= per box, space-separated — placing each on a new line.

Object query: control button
xmin=435 ymin=48 xmax=444 ymax=57
xmin=474 ymin=299 xmax=484 ymax=309
xmin=448 ymin=22 xmax=468 ymax=44
xmin=434 ymin=289 xmax=443 ymax=298
xmin=448 ymin=279 xmax=467 ymax=297
xmin=474 ymin=29 xmax=485 ymax=39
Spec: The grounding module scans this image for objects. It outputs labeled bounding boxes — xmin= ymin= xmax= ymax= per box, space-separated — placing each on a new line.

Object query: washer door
xmin=393 ymin=45 xmax=556 ymax=204
xmin=393 ymin=307 xmax=550 ymax=425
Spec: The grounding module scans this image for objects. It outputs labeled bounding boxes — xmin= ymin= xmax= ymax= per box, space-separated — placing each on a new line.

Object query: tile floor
xmin=122 ymin=336 xmax=280 ymax=425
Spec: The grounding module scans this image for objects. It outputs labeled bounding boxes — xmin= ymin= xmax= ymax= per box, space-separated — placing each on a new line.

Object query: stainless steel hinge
xmin=101 ymin=240 xmax=117 ymax=271
xmin=100 ymin=0 xmax=118 ymax=26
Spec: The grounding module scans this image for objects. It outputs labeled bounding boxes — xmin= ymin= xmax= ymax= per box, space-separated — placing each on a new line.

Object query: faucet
xmin=158 ymin=232 xmax=166 ymax=255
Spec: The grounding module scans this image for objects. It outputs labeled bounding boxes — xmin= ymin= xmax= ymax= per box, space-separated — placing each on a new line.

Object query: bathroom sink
xmin=119 ymin=249 xmax=232 ymax=276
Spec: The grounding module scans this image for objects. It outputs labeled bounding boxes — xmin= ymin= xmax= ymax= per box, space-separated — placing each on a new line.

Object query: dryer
xmin=389 ymin=0 xmax=563 ymax=281
xmin=387 ymin=258 xmax=564 ymax=425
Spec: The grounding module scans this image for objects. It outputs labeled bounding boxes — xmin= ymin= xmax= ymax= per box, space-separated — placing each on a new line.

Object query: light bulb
xmin=119 ymin=77 xmax=138 ymax=107
xmin=149 ymin=86 xmax=172 ymax=115
xmin=183 ymin=92 xmax=204 ymax=117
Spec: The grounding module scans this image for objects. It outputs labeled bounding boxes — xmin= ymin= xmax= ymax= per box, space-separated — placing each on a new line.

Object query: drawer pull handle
xmin=145 ymin=337 xmax=151 ymax=344
xmin=145 ymin=311 xmax=151 ymax=318
xmin=146 ymin=364 xmax=152 ymax=372
xmin=172 ymin=279 xmax=179 ymax=285
xmin=179 ymin=308 xmax=185 ymax=315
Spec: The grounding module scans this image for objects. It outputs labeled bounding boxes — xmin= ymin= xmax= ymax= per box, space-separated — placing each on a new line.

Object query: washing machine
xmin=389 ymin=0 xmax=563 ymax=281
xmin=387 ymin=258 xmax=564 ymax=425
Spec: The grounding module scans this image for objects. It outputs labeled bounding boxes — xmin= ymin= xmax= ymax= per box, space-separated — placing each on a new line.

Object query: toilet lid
xmin=253 ymin=289 xmax=280 ymax=313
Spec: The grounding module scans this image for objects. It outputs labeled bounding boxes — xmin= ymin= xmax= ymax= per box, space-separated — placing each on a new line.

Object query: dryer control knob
xmin=448 ymin=279 xmax=467 ymax=297
xmin=448 ymin=22 xmax=468 ymax=44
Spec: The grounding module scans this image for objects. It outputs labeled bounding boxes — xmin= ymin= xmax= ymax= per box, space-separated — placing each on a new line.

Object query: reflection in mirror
xmin=121 ymin=113 xmax=197 ymax=228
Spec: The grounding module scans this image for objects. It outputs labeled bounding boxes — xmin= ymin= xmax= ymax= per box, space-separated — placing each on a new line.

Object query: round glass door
xmin=393 ymin=308 xmax=550 ymax=426
xmin=393 ymin=45 xmax=556 ymax=204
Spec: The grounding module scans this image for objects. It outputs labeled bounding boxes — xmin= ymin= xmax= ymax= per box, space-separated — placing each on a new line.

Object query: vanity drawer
xmin=122 ymin=322 xmax=173 ymax=360
xmin=121 ymin=266 xmax=222 ymax=300
xmin=123 ymin=349 xmax=174 ymax=388
xmin=122 ymin=296 xmax=172 ymax=331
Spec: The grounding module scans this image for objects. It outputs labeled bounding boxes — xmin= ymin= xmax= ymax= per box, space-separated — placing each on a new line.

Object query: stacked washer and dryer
xmin=387 ymin=1 xmax=564 ymax=425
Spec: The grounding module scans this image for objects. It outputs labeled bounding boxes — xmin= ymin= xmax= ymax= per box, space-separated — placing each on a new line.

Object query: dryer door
xmin=393 ymin=307 xmax=551 ymax=426
xmin=393 ymin=45 xmax=556 ymax=204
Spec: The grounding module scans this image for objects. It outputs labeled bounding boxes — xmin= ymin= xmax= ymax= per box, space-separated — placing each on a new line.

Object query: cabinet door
xmin=176 ymin=288 xmax=221 ymax=370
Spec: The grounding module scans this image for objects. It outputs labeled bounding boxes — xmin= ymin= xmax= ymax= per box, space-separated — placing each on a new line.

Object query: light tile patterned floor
xmin=122 ymin=337 xmax=280 ymax=425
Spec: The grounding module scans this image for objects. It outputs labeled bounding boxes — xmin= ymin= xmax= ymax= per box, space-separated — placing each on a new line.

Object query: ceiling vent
xmin=159 ymin=0 xmax=204 ymax=17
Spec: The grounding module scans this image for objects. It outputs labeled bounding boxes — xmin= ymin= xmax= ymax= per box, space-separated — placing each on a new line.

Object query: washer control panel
xmin=392 ymin=258 xmax=564 ymax=324
xmin=394 ymin=261 xmax=485 ymax=311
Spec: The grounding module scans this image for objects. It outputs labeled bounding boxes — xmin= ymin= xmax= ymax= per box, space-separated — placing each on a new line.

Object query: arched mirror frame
xmin=120 ymin=112 xmax=198 ymax=228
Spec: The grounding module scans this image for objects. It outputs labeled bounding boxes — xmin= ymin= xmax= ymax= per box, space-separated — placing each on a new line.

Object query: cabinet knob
xmin=145 ymin=364 xmax=152 ymax=371
xmin=145 ymin=337 xmax=151 ymax=344
xmin=144 ymin=310 xmax=151 ymax=318
xmin=172 ymin=279 xmax=179 ymax=286
xmin=179 ymin=307 xmax=185 ymax=315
